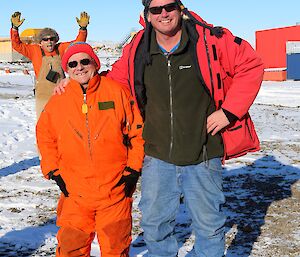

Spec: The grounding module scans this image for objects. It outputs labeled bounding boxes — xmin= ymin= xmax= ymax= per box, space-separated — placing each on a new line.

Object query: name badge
xmin=98 ymin=101 xmax=115 ymax=110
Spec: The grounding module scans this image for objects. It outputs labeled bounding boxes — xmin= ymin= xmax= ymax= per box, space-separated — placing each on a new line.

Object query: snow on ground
xmin=0 ymin=67 xmax=299 ymax=257
xmin=255 ymin=81 xmax=300 ymax=108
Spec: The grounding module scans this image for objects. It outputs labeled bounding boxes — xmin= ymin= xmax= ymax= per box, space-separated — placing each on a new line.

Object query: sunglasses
xmin=67 ymin=58 xmax=92 ymax=68
xmin=41 ymin=36 xmax=56 ymax=42
xmin=149 ymin=2 xmax=179 ymax=15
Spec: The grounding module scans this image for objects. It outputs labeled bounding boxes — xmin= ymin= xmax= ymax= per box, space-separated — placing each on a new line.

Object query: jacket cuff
xmin=124 ymin=166 xmax=140 ymax=176
xmin=47 ymin=169 xmax=59 ymax=180
xmin=222 ymin=108 xmax=238 ymax=123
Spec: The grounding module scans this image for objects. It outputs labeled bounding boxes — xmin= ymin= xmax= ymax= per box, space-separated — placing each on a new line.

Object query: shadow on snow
xmin=0 ymin=218 xmax=57 ymax=257
xmin=0 ymin=156 xmax=39 ymax=177
xmin=224 ymin=155 xmax=300 ymax=256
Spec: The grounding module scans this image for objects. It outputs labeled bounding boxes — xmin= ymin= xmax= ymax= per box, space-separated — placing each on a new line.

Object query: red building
xmin=256 ymin=25 xmax=300 ymax=81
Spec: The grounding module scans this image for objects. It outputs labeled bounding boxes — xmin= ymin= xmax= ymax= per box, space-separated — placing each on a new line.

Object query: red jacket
xmin=107 ymin=12 xmax=264 ymax=162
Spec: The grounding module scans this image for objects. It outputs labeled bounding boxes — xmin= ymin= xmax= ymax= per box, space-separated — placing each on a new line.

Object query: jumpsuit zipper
xmin=81 ymin=88 xmax=93 ymax=160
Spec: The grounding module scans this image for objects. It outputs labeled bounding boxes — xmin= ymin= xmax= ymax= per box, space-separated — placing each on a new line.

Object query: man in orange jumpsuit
xmin=36 ymin=42 xmax=144 ymax=257
xmin=10 ymin=11 xmax=90 ymax=118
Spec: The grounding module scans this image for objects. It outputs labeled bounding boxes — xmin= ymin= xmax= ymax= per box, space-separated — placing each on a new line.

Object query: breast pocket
xmin=57 ymin=120 xmax=85 ymax=162
xmin=94 ymin=108 xmax=123 ymax=143
xmin=93 ymin=109 xmax=127 ymax=163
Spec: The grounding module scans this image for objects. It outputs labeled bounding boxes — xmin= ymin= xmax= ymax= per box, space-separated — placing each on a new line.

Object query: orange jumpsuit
xmin=36 ymin=74 xmax=144 ymax=257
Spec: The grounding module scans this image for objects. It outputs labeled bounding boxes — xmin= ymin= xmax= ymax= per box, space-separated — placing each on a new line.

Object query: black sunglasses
xmin=41 ymin=36 xmax=56 ymax=42
xmin=149 ymin=2 xmax=179 ymax=15
xmin=67 ymin=58 xmax=92 ymax=68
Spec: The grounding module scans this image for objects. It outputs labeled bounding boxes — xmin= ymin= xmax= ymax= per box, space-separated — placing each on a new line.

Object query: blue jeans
xmin=139 ymin=156 xmax=226 ymax=257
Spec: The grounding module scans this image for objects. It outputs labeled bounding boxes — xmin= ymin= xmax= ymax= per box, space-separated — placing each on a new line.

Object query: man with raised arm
xmin=11 ymin=11 xmax=90 ymax=118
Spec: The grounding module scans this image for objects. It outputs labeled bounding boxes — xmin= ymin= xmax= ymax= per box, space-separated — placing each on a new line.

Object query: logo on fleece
xmin=179 ymin=65 xmax=192 ymax=70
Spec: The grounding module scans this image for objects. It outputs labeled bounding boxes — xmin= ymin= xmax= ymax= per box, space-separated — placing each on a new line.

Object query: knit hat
xmin=142 ymin=0 xmax=182 ymax=8
xmin=61 ymin=42 xmax=101 ymax=72
xmin=38 ymin=28 xmax=59 ymax=43
xmin=142 ymin=0 xmax=152 ymax=7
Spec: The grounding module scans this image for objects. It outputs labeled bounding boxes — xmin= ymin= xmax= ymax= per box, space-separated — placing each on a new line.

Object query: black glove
xmin=48 ymin=169 xmax=69 ymax=197
xmin=116 ymin=167 xmax=140 ymax=197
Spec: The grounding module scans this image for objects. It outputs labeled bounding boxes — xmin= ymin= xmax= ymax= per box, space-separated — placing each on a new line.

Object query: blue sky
xmin=1 ymin=0 xmax=300 ymax=46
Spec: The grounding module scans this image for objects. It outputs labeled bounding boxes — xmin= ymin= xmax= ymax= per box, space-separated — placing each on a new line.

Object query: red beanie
xmin=62 ymin=42 xmax=101 ymax=72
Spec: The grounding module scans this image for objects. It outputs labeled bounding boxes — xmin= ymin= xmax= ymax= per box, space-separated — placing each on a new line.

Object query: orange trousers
xmin=55 ymin=194 xmax=132 ymax=257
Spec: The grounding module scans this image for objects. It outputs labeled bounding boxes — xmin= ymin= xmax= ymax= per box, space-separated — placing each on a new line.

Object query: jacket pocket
xmin=94 ymin=115 xmax=110 ymax=141
xmin=221 ymin=113 xmax=260 ymax=160
xmin=57 ymin=120 xmax=85 ymax=164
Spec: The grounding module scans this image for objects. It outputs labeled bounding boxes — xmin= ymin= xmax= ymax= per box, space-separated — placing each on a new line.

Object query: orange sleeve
xmin=10 ymin=28 xmax=37 ymax=59
xmin=36 ymin=100 xmax=60 ymax=179
xmin=58 ymin=29 xmax=87 ymax=55
xmin=121 ymin=88 xmax=145 ymax=172
xmin=75 ymin=29 xmax=88 ymax=42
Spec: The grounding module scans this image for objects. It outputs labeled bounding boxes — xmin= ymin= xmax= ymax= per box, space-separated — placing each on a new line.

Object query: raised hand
xmin=11 ymin=11 xmax=25 ymax=29
xmin=76 ymin=12 xmax=90 ymax=29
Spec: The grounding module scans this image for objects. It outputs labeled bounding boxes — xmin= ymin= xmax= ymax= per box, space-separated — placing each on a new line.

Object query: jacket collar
xmin=69 ymin=73 xmax=101 ymax=95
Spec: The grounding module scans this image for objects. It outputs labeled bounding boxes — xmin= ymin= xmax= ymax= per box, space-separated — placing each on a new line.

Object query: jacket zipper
xmin=203 ymin=32 xmax=215 ymax=99
xmin=166 ymin=56 xmax=174 ymax=159
xmin=127 ymin=32 xmax=139 ymax=96
xmin=204 ymin=32 xmax=227 ymax=161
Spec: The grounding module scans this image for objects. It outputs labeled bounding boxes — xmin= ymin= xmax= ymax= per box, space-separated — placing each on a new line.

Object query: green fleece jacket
xmin=143 ymin=24 xmax=223 ymax=165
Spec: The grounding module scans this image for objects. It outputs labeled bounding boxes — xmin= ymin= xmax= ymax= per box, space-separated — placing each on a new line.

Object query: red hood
xmin=139 ymin=14 xmax=146 ymax=28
